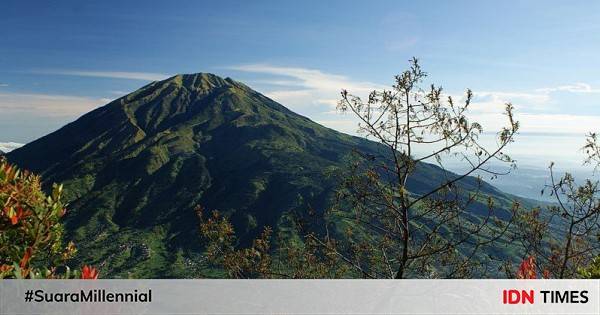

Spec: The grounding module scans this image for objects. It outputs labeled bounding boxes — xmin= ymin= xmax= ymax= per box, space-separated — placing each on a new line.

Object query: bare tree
xmin=304 ymin=57 xmax=521 ymax=278
xmin=198 ymin=58 xmax=521 ymax=279
xmin=515 ymin=133 xmax=600 ymax=278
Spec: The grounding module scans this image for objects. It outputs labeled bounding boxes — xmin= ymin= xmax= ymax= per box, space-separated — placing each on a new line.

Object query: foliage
xmin=516 ymin=256 xmax=537 ymax=279
xmin=578 ymin=256 xmax=600 ymax=279
xmin=198 ymin=206 xmax=272 ymax=278
xmin=81 ymin=265 xmax=99 ymax=279
xmin=0 ymin=157 xmax=96 ymax=279
xmin=197 ymin=206 xmax=349 ymax=278
xmin=513 ymin=256 xmax=550 ymax=279
xmin=197 ymin=60 xmax=525 ymax=279
xmin=512 ymin=132 xmax=600 ymax=279
xmin=316 ymin=58 xmax=520 ymax=278
xmin=8 ymin=72 xmax=531 ymax=277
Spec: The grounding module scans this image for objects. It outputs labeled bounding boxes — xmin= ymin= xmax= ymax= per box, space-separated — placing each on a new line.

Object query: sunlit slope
xmin=8 ymin=73 xmax=525 ymax=277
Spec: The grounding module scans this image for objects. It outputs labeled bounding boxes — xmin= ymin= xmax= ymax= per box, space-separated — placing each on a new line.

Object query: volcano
xmin=7 ymin=73 xmax=520 ymax=277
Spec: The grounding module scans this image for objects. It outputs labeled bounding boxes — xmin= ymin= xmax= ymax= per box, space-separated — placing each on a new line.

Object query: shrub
xmin=0 ymin=158 xmax=95 ymax=279
xmin=579 ymin=256 xmax=600 ymax=279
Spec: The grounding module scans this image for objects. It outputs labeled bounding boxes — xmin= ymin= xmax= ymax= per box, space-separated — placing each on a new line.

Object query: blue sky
xmin=1 ymin=0 xmax=600 ymax=169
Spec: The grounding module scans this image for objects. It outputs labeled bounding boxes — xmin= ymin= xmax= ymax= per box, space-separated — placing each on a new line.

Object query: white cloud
xmin=464 ymin=83 xmax=600 ymax=116
xmin=473 ymin=112 xmax=600 ymax=135
xmin=535 ymin=83 xmax=600 ymax=94
xmin=434 ymin=82 xmax=600 ymax=117
xmin=229 ymin=64 xmax=385 ymax=110
xmin=229 ymin=63 xmax=600 ymax=142
xmin=31 ymin=70 xmax=170 ymax=81
xmin=264 ymin=90 xmax=314 ymax=104
xmin=519 ymin=113 xmax=600 ymax=134
xmin=109 ymin=90 xmax=128 ymax=95
xmin=230 ymin=64 xmax=380 ymax=92
xmin=0 ymin=92 xmax=109 ymax=116
xmin=467 ymin=85 xmax=592 ymax=115
xmin=459 ymin=90 xmax=553 ymax=116
xmin=0 ymin=83 xmax=8 ymax=87
xmin=464 ymin=84 xmax=600 ymax=136
xmin=228 ymin=64 xmax=389 ymax=137
xmin=0 ymin=142 xmax=24 ymax=153
xmin=449 ymin=90 xmax=600 ymax=136
xmin=252 ymin=79 xmax=307 ymax=87
xmin=314 ymin=119 xmax=359 ymax=135
xmin=476 ymin=91 xmax=551 ymax=105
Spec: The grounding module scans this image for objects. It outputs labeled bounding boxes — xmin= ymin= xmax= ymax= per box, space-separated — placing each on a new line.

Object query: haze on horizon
xmin=1 ymin=1 xmax=599 ymax=172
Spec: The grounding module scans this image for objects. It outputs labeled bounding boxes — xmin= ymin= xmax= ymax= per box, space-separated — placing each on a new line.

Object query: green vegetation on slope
xmin=8 ymin=73 xmax=535 ymax=277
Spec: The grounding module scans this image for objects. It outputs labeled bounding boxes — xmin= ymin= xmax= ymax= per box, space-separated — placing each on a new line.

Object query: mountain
xmin=7 ymin=73 xmax=522 ymax=277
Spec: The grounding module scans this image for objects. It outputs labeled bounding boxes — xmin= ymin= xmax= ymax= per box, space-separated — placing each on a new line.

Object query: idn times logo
xmin=502 ymin=289 xmax=589 ymax=304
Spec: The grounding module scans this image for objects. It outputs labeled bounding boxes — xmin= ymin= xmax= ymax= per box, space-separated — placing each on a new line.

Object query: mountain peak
xmin=162 ymin=73 xmax=238 ymax=91
xmin=5 ymin=74 xmax=520 ymax=278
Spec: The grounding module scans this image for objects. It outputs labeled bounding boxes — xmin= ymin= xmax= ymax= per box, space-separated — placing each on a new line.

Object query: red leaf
xmin=516 ymin=255 xmax=537 ymax=279
xmin=19 ymin=247 xmax=32 ymax=269
xmin=81 ymin=265 xmax=99 ymax=279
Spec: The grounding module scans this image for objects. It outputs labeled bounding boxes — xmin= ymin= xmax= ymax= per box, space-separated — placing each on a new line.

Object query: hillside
xmin=7 ymin=73 xmax=524 ymax=277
